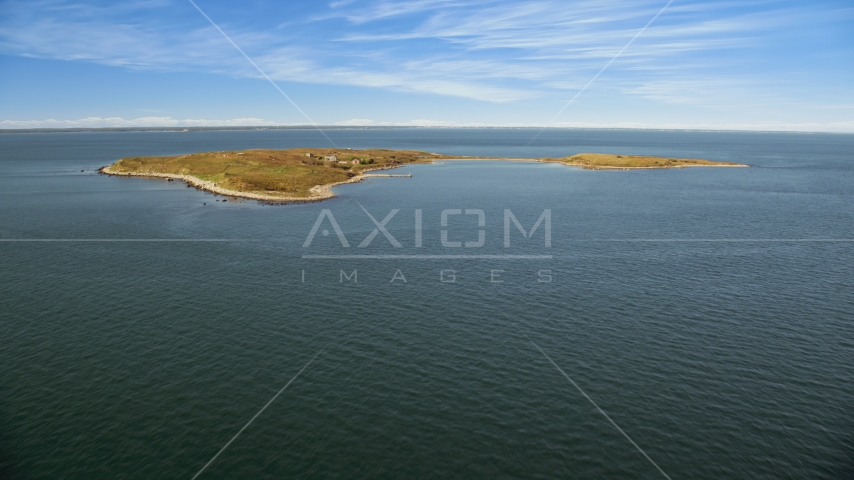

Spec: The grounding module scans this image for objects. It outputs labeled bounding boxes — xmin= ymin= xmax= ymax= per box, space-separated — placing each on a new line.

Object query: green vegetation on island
xmin=100 ymin=148 xmax=747 ymax=202
xmin=101 ymin=148 xmax=453 ymax=201
xmin=546 ymin=153 xmax=747 ymax=170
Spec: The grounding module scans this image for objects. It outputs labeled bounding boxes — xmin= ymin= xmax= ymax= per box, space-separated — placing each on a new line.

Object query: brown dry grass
xmin=547 ymin=153 xmax=745 ymax=169
xmin=109 ymin=148 xmax=451 ymax=198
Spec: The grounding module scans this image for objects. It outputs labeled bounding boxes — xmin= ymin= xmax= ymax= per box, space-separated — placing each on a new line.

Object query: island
xmin=99 ymin=148 xmax=747 ymax=203
xmin=548 ymin=153 xmax=748 ymax=170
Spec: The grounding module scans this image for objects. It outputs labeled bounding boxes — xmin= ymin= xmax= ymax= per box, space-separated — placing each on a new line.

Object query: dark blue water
xmin=1 ymin=129 xmax=853 ymax=479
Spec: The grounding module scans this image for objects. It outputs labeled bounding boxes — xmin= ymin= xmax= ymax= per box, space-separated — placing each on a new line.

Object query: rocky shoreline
xmin=98 ymin=163 xmax=406 ymax=204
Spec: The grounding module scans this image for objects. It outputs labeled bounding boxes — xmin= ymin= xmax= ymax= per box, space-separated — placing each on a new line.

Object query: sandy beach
xmin=99 ymin=164 xmax=391 ymax=203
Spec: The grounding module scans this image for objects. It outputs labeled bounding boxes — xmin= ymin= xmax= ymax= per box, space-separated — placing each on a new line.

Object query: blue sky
xmin=1 ymin=0 xmax=852 ymax=131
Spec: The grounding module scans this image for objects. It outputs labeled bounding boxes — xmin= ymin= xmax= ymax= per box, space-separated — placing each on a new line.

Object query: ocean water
xmin=1 ymin=128 xmax=853 ymax=479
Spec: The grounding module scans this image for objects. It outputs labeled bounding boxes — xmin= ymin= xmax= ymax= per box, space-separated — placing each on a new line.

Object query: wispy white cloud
xmin=0 ymin=1 xmax=534 ymax=101
xmin=0 ymin=116 xmax=278 ymax=128
xmin=254 ymin=49 xmax=536 ymax=101
xmin=318 ymin=0 xmax=483 ymax=24
xmin=0 ymin=0 xmax=850 ymax=117
xmin=550 ymin=120 xmax=854 ymax=133
xmin=0 ymin=1 xmax=242 ymax=71
xmin=334 ymin=118 xmax=375 ymax=125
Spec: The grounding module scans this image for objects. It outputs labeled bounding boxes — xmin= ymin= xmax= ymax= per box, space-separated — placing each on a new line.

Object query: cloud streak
xmin=0 ymin=116 xmax=276 ymax=128
xmin=1 ymin=0 xmax=839 ymax=104
xmin=0 ymin=0 xmax=851 ymax=128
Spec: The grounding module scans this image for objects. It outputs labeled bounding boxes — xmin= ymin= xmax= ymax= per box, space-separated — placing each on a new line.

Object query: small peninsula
xmin=100 ymin=148 xmax=747 ymax=203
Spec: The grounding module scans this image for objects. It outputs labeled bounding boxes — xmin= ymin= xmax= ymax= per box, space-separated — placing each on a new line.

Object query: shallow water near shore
xmin=1 ymin=128 xmax=853 ymax=478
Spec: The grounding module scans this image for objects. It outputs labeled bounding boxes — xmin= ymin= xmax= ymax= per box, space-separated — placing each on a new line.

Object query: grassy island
xmin=548 ymin=153 xmax=747 ymax=170
xmin=100 ymin=148 xmax=747 ymax=203
xmin=101 ymin=149 xmax=454 ymax=202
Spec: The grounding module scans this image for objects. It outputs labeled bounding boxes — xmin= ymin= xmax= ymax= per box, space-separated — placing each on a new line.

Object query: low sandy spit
xmin=561 ymin=162 xmax=749 ymax=170
xmin=436 ymin=158 xmax=543 ymax=162
xmin=435 ymin=158 xmax=749 ymax=168
xmin=100 ymin=157 xmax=748 ymax=205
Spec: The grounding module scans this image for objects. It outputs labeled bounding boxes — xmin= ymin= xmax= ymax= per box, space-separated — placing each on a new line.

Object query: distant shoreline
xmin=4 ymin=126 xmax=852 ymax=135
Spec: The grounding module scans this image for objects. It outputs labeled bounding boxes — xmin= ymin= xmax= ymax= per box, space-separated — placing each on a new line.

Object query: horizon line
xmin=2 ymin=125 xmax=852 ymax=135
